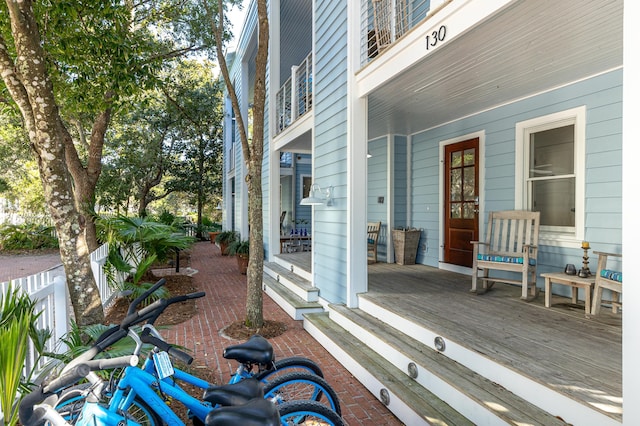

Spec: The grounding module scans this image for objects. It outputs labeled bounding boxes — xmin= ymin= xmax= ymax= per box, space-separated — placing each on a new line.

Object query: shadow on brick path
xmin=164 ymin=241 xmax=403 ymax=426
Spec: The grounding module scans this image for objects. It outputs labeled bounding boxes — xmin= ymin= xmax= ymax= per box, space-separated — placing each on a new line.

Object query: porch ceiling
xmin=366 ymin=0 xmax=623 ymax=140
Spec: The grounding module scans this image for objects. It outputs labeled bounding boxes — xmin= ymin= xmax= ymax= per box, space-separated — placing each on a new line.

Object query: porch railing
xmin=275 ymin=52 xmax=313 ymax=135
xmin=361 ymin=0 xmax=449 ymax=66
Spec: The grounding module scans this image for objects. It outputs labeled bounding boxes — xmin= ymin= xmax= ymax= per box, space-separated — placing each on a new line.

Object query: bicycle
xmin=136 ymin=324 xmax=342 ymax=419
xmin=40 ymin=279 xmax=344 ymax=425
xmin=19 ymin=360 xmax=281 ymax=426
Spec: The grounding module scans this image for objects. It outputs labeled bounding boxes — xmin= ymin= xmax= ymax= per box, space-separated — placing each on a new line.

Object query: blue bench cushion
xmin=600 ymin=269 xmax=622 ymax=282
xmin=367 ymin=238 xmax=375 ymax=244
xmin=477 ymin=254 xmax=536 ymax=266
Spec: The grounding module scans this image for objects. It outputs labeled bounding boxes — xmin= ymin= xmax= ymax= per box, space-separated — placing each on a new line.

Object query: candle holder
xmin=579 ymin=242 xmax=591 ymax=277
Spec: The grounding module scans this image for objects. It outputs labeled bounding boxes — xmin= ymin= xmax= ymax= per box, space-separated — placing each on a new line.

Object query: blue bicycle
xmin=23 ymin=279 xmax=344 ymax=425
xmin=19 ymin=360 xmax=281 ymax=425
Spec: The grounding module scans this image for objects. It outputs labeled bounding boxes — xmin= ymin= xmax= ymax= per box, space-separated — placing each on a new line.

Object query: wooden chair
xmin=471 ymin=210 xmax=540 ymax=300
xmin=280 ymin=211 xmax=287 ymax=235
xmin=591 ymin=251 xmax=622 ymax=315
xmin=367 ymin=222 xmax=381 ymax=264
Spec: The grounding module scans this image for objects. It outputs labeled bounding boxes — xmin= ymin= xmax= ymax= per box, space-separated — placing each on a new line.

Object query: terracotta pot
xmin=219 ymin=241 xmax=230 ymax=255
xmin=236 ymin=254 xmax=249 ymax=274
xmin=208 ymin=231 xmax=221 ymax=244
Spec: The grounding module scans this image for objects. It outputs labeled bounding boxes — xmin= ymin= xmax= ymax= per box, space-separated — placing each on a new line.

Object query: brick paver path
xmin=164 ymin=241 xmax=402 ymax=425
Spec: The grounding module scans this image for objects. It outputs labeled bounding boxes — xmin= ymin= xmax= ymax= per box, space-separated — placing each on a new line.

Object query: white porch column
xmin=623 ymin=1 xmax=640 ymax=424
xmin=346 ymin=0 xmax=368 ymax=307
xmin=267 ymin=0 xmax=281 ymax=260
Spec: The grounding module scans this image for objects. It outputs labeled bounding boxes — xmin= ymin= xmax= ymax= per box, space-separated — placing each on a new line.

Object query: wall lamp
xmin=300 ymin=184 xmax=334 ymax=206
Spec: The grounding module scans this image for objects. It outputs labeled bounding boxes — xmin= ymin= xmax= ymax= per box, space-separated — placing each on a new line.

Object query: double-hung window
xmin=515 ymin=106 xmax=586 ymax=246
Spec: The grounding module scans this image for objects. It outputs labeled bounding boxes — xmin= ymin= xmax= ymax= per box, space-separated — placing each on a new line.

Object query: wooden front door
xmin=444 ymin=138 xmax=479 ymax=267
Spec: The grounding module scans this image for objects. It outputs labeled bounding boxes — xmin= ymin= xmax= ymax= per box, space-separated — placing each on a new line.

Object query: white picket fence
xmin=0 ymin=243 xmax=115 ymax=379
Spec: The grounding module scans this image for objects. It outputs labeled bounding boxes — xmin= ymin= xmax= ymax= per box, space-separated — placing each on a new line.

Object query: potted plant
xmin=227 ymin=238 xmax=250 ymax=274
xmin=215 ymin=230 xmax=238 ymax=255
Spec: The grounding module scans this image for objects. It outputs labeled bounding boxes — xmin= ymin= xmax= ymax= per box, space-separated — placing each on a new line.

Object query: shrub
xmin=214 ymin=230 xmax=238 ymax=244
xmin=227 ymin=239 xmax=249 ymax=256
xmin=0 ymin=223 xmax=58 ymax=251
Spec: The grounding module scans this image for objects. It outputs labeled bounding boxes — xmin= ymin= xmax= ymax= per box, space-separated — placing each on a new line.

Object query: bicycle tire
xmin=52 ymin=383 xmax=163 ymax=426
xmin=254 ymin=356 xmax=324 ymax=382
xmin=277 ymin=400 xmax=346 ymax=426
xmin=262 ymin=372 xmax=341 ymax=416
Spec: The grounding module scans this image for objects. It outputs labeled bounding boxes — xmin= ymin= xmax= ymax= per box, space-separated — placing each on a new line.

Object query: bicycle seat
xmin=223 ymin=334 xmax=274 ymax=366
xmin=203 ymin=377 xmax=264 ymax=406
xmin=204 ymin=398 xmax=279 ymax=426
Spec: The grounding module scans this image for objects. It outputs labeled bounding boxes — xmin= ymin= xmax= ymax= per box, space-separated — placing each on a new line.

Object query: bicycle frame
xmin=107 ymin=364 xmax=212 ymax=424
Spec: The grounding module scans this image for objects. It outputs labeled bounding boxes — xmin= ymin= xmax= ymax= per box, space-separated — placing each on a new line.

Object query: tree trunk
xmin=0 ymin=0 xmax=104 ymax=326
xmin=244 ymin=0 xmax=269 ymax=328
xmin=207 ymin=0 xmax=269 ymax=328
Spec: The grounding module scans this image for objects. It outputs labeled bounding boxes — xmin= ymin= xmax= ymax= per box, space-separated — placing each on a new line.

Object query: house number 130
xmin=426 ymin=25 xmax=447 ymax=50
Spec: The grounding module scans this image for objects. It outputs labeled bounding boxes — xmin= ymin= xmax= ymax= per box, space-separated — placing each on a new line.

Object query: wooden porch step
xmin=264 ymin=261 xmax=318 ymax=302
xmin=262 ymin=273 xmax=323 ymax=320
xmin=313 ymin=305 xmax=569 ymax=426
xmin=304 ymin=311 xmax=473 ymax=426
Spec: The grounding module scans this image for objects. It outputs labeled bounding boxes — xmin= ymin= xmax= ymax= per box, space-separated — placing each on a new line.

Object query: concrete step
xmin=262 ymin=273 xmax=323 ymax=320
xmin=264 ymin=261 xmax=318 ymax=302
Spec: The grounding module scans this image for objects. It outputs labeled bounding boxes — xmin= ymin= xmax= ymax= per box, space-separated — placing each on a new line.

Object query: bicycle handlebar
xmin=127 ymin=278 xmax=167 ymax=316
xmin=20 ymin=355 xmax=139 ymax=425
xmin=58 ymin=282 xmax=204 ymax=387
xmin=140 ymin=328 xmax=194 ymax=365
xmin=145 ymin=291 xmax=206 ymax=325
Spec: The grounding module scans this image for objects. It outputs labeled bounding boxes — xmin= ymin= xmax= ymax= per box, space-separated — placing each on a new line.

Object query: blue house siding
xmin=394 ymin=135 xmax=408 ymax=230
xmin=262 ymin=56 xmax=272 ymax=258
xmin=312 ymin=0 xmax=349 ymax=303
xmin=407 ymin=70 xmax=622 ymax=293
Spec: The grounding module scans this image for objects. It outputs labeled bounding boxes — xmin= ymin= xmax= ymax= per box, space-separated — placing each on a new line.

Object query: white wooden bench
xmin=471 ymin=210 xmax=540 ymax=300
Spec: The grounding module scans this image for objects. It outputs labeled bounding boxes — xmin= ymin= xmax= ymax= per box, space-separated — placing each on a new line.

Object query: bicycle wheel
xmin=255 ymin=356 xmax=324 ymax=382
xmin=263 ymin=372 xmax=341 ymax=416
xmin=278 ymin=400 xmax=345 ymax=426
xmin=52 ymin=384 xmax=163 ymax=426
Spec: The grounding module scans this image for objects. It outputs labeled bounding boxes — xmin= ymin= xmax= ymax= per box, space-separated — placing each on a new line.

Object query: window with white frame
xmin=515 ymin=106 xmax=586 ymax=246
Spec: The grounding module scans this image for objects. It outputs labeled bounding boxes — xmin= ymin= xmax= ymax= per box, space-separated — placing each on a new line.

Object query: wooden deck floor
xmin=366 ymin=262 xmax=622 ymax=421
xmin=276 ymin=253 xmax=622 ymax=420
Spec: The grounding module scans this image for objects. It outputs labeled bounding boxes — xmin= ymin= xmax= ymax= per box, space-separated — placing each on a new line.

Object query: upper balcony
xmin=275 ymin=52 xmax=313 ymax=136
xmin=360 ymin=0 xmax=448 ymax=67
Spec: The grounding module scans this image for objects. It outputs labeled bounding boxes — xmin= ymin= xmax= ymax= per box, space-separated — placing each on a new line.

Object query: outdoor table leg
xmin=544 ymin=276 xmax=552 ymax=308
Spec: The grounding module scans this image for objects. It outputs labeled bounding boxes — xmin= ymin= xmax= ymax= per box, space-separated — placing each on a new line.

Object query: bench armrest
xmin=593 ymin=251 xmax=622 ymax=258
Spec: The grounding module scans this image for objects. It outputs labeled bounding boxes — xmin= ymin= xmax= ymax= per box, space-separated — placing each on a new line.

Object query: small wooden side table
xmin=541 ymin=272 xmax=595 ymax=315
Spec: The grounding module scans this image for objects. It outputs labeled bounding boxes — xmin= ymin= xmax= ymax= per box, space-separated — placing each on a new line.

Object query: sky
xmin=227 ymin=0 xmax=250 ymax=51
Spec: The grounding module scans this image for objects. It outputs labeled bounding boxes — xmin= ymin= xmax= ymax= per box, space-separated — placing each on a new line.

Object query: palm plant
xmin=96 ymin=215 xmax=195 ymax=301
xmin=0 ymin=288 xmax=48 ymax=426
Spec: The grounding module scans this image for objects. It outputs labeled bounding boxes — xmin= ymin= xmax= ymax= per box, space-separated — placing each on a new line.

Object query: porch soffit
xmin=363 ymin=0 xmax=623 ymax=140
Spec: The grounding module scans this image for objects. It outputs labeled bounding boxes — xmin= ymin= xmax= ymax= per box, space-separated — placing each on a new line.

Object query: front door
xmin=444 ymin=138 xmax=479 ymax=267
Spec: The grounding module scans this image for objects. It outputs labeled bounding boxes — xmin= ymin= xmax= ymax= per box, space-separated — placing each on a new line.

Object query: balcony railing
xmin=227 ymin=145 xmax=235 ymax=172
xmin=276 ymin=52 xmax=313 ymax=135
xmin=361 ymin=0 xmax=448 ymax=66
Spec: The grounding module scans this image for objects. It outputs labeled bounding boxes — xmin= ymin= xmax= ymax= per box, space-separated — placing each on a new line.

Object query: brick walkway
xmin=163 ymin=241 xmax=403 ymax=426
xmin=0 ymin=251 xmax=61 ymax=282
